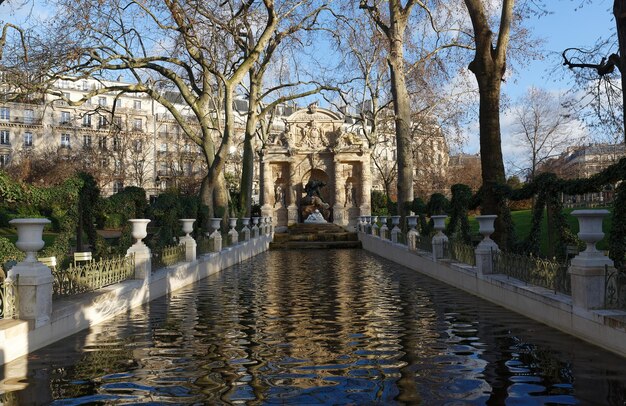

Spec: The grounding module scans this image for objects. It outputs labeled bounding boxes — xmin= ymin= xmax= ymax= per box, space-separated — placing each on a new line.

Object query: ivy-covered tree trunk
xmin=614 ymin=0 xmax=626 ymax=142
xmin=239 ymin=76 xmax=261 ymax=217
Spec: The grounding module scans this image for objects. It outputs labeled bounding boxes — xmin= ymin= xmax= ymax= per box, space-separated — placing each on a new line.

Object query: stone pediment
xmin=285 ymin=104 xmax=343 ymax=124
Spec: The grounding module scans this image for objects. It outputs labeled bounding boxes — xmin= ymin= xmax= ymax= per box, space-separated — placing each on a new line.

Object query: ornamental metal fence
xmin=53 ymin=255 xmax=135 ymax=297
xmin=605 ymin=265 xmax=626 ymax=310
xmin=444 ymin=239 xmax=476 ymax=266
xmin=197 ymin=236 xmax=212 ymax=257
xmin=492 ymin=250 xmax=570 ymax=295
xmin=0 ymin=274 xmax=19 ymax=319
xmin=151 ymin=243 xmax=185 ymax=272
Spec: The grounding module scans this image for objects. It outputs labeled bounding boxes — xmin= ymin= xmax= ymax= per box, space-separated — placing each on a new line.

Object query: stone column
xmin=569 ymin=209 xmax=613 ymax=309
xmin=287 ymin=160 xmax=299 ymax=225
xmin=179 ymin=219 xmax=196 ymax=262
xmin=7 ymin=218 xmax=53 ymax=328
xmin=333 ymin=159 xmax=345 ymax=226
xmin=127 ymin=219 xmax=152 ymax=281
xmin=261 ymin=157 xmax=273 ymax=218
xmin=359 ymin=159 xmax=372 ymax=216
xmin=474 ymin=215 xmax=498 ymax=275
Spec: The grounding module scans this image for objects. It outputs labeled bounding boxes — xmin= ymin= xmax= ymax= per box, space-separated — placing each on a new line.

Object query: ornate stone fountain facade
xmin=260 ymin=103 xmax=372 ymax=228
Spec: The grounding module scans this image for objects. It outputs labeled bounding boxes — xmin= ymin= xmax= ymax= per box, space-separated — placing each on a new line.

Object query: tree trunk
xmin=476 ymin=73 xmax=509 ymax=247
xmin=615 ymin=0 xmax=626 ymax=143
xmin=388 ymin=22 xmax=413 ymax=218
xmin=239 ymin=76 xmax=260 ymax=217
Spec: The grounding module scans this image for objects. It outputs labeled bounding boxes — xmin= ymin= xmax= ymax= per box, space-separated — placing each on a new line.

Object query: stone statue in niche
xmin=345 ymin=182 xmax=356 ymax=207
xmin=274 ymin=184 xmax=285 ymax=207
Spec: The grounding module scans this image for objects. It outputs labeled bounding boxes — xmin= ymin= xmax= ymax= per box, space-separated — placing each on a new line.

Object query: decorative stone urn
xmin=406 ymin=215 xmax=419 ymax=250
xmin=391 ymin=215 xmax=402 ymax=244
xmin=8 ymin=218 xmax=54 ymax=328
xmin=228 ymin=218 xmax=239 ymax=246
xmin=129 ymin=219 xmax=150 ymax=246
xmin=474 ymin=215 xmax=499 ymax=275
xmin=209 ymin=218 xmax=222 ymax=252
xmin=568 ymin=210 xmax=613 ymax=309
xmin=431 ymin=215 xmax=448 ymax=261
xmin=10 ymin=218 xmax=50 ymax=263
xmin=241 ymin=218 xmax=251 ymax=242
xmin=180 ymin=219 xmax=195 ymax=238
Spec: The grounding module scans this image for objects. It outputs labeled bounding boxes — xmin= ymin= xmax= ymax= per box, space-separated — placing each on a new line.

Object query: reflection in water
xmin=2 ymin=250 xmax=626 ymax=404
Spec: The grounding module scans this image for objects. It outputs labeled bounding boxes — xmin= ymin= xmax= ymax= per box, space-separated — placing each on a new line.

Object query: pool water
xmin=2 ymin=250 xmax=626 ymax=405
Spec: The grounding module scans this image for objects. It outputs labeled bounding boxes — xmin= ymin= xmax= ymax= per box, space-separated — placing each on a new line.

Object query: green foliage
xmin=371 ymin=190 xmax=390 ymax=216
xmin=446 ymin=184 xmax=472 ymax=243
xmin=426 ymin=193 xmax=449 ymax=216
xmin=411 ymin=198 xmax=426 ymax=215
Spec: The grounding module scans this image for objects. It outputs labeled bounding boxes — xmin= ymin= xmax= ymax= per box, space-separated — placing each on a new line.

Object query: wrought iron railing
xmin=152 ymin=244 xmax=185 ymax=272
xmin=605 ymin=265 xmax=626 ymax=310
xmin=416 ymin=235 xmax=433 ymax=252
xmin=445 ymin=239 xmax=476 ymax=266
xmin=493 ymin=250 xmax=570 ymax=295
xmin=0 ymin=274 xmax=19 ymax=319
xmin=197 ymin=236 xmax=211 ymax=257
xmin=53 ymin=255 xmax=135 ymax=297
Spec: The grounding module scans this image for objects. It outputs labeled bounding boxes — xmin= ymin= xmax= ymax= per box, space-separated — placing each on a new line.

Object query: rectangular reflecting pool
xmin=2 ymin=249 xmax=626 ymax=404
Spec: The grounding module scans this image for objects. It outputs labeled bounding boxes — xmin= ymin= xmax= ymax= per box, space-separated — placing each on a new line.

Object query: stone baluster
xmin=406 ymin=216 xmax=419 ymax=250
xmin=364 ymin=216 xmax=372 ymax=234
xmin=7 ymin=218 xmax=53 ymax=328
xmin=391 ymin=215 xmax=401 ymax=243
xmin=431 ymin=215 xmax=448 ymax=261
xmin=227 ymin=218 xmax=239 ymax=246
xmin=264 ymin=217 xmax=271 ymax=237
xmin=179 ymin=219 xmax=196 ymax=261
xmin=569 ymin=210 xmax=613 ymax=309
xmin=127 ymin=219 xmax=152 ymax=281
xmin=252 ymin=217 xmax=260 ymax=238
xmin=474 ymin=215 xmax=498 ymax=275
xmin=380 ymin=216 xmax=389 ymax=240
xmin=371 ymin=216 xmax=379 ymax=237
xmin=241 ymin=218 xmax=251 ymax=242
xmin=209 ymin=218 xmax=222 ymax=252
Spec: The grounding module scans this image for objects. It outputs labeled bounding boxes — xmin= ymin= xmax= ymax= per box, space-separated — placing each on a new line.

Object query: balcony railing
xmin=11 ymin=116 xmax=43 ymax=125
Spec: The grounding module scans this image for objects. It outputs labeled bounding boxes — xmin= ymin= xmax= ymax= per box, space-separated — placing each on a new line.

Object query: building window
xmin=133 ymin=100 xmax=142 ymax=110
xmin=24 ymin=132 xmax=33 ymax=147
xmin=82 ymin=80 xmax=89 ymax=91
xmin=0 ymin=130 xmax=9 ymax=145
xmin=60 ymin=133 xmax=71 ymax=148
xmin=113 ymin=180 xmax=124 ymax=193
xmin=113 ymin=116 xmax=122 ymax=129
xmin=98 ymin=136 xmax=107 ymax=150
xmin=133 ymin=118 xmax=142 ymax=131
xmin=160 ymin=143 xmax=168 ymax=152
xmin=63 ymin=92 xmax=71 ymax=101
xmin=98 ymin=116 xmax=108 ymax=128
xmin=0 ymin=107 xmax=9 ymax=121
xmin=24 ymin=109 xmax=34 ymax=124
xmin=60 ymin=111 xmax=71 ymax=124
xmin=98 ymin=97 xmax=107 ymax=106
xmin=82 ymin=115 xmax=91 ymax=127
xmin=113 ymin=137 xmax=121 ymax=151
xmin=0 ymin=154 xmax=9 ymax=167
xmin=134 ymin=139 xmax=142 ymax=152
xmin=60 ymin=80 xmax=70 ymax=89
xmin=114 ymin=99 xmax=122 ymax=109
xmin=83 ymin=134 xmax=92 ymax=148
xmin=114 ymin=160 xmax=122 ymax=174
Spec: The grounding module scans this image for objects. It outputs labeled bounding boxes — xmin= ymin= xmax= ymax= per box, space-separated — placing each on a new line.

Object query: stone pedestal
xmin=241 ymin=218 xmax=251 ymax=242
xmin=252 ymin=217 xmax=260 ymax=239
xmin=380 ymin=217 xmax=389 ymax=240
xmin=391 ymin=216 xmax=401 ymax=243
xmin=8 ymin=262 xmax=53 ymax=328
xmin=431 ymin=215 xmax=448 ymax=261
xmin=475 ymin=215 xmax=499 ymax=275
xmin=228 ymin=218 xmax=239 ymax=246
xmin=569 ymin=209 xmax=613 ymax=309
xmin=406 ymin=216 xmax=419 ymax=250
xmin=179 ymin=219 xmax=196 ymax=261
xmin=209 ymin=218 xmax=222 ymax=252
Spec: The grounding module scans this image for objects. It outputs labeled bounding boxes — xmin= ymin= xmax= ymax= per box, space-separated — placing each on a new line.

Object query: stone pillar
xmin=380 ymin=217 xmax=389 ymax=240
xmin=431 ymin=215 xmax=448 ymax=261
xmin=287 ymin=161 xmax=299 ymax=225
xmin=241 ymin=218 xmax=251 ymax=242
xmin=127 ymin=219 xmax=152 ymax=281
xmin=391 ymin=216 xmax=401 ymax=243
xmin=209 ymin=218 xmax=222 ymax=252
xmin=474 ymin=215 xmax=498 ymax=275
xmin=406 ymin=216 xmax=419 ymax=250
xmin=252 ymin=217 xmax=260 ymax=238
xmin=359 ymin=159 xmax=372 ymax=216
xmin=569 ymin=210 xmax=613 ymax=309
xmin=261 ymin=158 xmax=273 ymax=218
xmin=333 ymin=159 xmax=345 ymax=226
xmin=227 ymin=218 xmax=239 ymax=246
xmin=179 ymin=219 xmax=196 ymax=262
xmin=7 ymin=218 xmax=53 ymax=328
xmin=371 ymin=216 xmax=379 ymax=237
